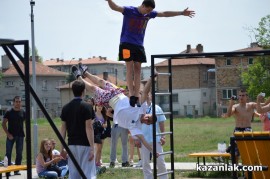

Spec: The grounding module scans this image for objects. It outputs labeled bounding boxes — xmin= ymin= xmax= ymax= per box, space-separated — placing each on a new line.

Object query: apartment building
xmin=0 ymin=55 xmax=68 ymax=118
xmin=215 ymin=42 xmax=262 ymax=116
xmin=43 ymin=56 xmax=126 ymax=82
xmin=155 ymin=44 xmax=216 ymax=117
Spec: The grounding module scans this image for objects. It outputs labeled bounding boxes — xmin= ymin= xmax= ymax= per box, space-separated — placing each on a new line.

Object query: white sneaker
xmin=129 ymin=160 xmax=134 ymax=165
xmin=136 ymin=160 xmax=142 ymax=167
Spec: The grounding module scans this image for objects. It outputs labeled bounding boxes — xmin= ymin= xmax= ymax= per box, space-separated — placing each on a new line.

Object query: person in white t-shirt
xmin=71 ymin=63 xmax=158 ymax=155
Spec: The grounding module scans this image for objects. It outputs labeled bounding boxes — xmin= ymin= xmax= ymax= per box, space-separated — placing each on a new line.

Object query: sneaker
xmin=136 ymin=159 xmax=142 ymax=167
xmin=78 ymin=62 xmax=88 ymax=76
xmin=71 ymin=65 xmax=81 ymax=79
xmin=14 ymin=171 xmax=21 ymax=175
xmin=109 ymin=162 xmax=115 ymax=168
xmin=129 ymin=96 xmax=137 ymax=107
xmin=97 ymin=166 xmax=106 ymax=175
xmin=122 ymin=161 xmax=133 ymax=167
xmin=129 ymin=159 xmax=134 ymax=165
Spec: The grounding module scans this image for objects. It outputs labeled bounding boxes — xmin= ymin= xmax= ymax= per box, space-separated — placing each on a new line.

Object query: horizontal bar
xmin=158 ymin=72 xmax=171 ymax=76
xmin=157 ymin=170 xmax=174 ymax=177
xmin=156 ymin=132 xmax=172 ymax=136
xmin=151 ymin=50 xmax=270 ymax=59
xmin=155 ymin=93 xmax=171 ymax=96
xmin=156 ymin=112 xmax=171 ymax=115
xmin=0 ymin=39 xmax=15 ymax=45
xmin=159 ymin=151 xmax=173 ymax=156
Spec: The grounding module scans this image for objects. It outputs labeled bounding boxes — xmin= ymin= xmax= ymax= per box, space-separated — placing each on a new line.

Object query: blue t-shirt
xmin=120 ymin=6 xmax=157 ymax=46
xmin=141 ymin=104 xmax=166 ymax=143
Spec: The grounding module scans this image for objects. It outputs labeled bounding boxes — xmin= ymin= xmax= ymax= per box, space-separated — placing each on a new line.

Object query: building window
xmin=222 ymin=108 xmax=228 ymax=113
xmin=222 ymin=89 xmax=237 ymax=99
xmin=106 ymin=67 xmax=115 ymax=74
xmin=58 ymin=99 xmax=61 ymax=108
xmin=58 ymin=80 xmax=66 ymax=86
xmin=203 ymin=72 xmax=208 ymax=81
xmin=42 ymin=80 xmax=47 ymax=90
xmin=203 ymin=92 xmax=207 ymax=97
xmin=6 ymin=99 xmax=13 ymax=106
xmin=5 ymin=81 xmax=14 ymax=87
xmin=172 ymin=94 xmax=178 ymax=103
xmin=173 ymin=111 xmax=179 ymax=115
xmin=160 ymin=95 xmax=169 ymax=104
xmin=20 ymin=81 xmax=24 ymax=86
xmin=90 ymin=68 xmax=97 ymax=75
xmin=21 ymin=90 xmax=25 ymax=101
xmin=226 ymin=58 xmax=231 ymax=66
xmin=43 ymin=98 xmax=48 ymax=108
xmin=248 ymin=57 xmax=253 ymax=65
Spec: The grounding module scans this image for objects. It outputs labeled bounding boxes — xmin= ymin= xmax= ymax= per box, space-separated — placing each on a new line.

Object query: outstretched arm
xmin=157 ymin=7 xmax=195 ymax=17
xmin=227 ymin=98 xmax=235 ymax=117
xmin=257 ymin=94 xmax=270 ymax=113
xmin=106 ymin=0 xmax=124 ymax=13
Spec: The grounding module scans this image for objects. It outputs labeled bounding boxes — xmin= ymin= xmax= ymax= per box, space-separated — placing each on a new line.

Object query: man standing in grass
xmin=2 ymin=96 xmax=25 ymax=176
xmin=60 ymin=80 xmax=96 ymax=178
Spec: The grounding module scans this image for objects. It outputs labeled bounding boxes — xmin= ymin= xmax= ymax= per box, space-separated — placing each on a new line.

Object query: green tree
xmin=29 ymin=46 xmax=43 ymax=62
xmin=66 ymin=73 xmax=76 ymax=83
xmin=241 ymin=15 xmax=270 ymax=98
xmin=254 ymin=14 xmax=270 ymax=49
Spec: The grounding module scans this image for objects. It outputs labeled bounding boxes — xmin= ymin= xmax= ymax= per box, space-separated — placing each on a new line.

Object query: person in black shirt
xmin=60 ymin=80 xmax=96 ymax=178
xmin=2 ymin=96 xmax=25 ymax=176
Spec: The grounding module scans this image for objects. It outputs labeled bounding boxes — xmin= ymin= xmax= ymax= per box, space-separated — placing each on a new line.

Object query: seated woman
xmin=36 ymin=138 xmax=68 ymax=178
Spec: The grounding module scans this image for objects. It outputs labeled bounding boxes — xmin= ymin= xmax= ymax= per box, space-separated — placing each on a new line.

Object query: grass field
xmin=0 ymin=116 xmax=263 ymax=178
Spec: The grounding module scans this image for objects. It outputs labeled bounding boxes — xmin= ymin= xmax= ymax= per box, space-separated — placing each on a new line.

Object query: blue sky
xmin=0 ymin=0 xmax=269 ymax=67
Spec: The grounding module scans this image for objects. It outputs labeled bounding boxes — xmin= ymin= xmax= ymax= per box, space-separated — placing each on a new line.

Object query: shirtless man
xmin=227 ymin=89 xmax=269 ymax=163
xmin=227 ymin=89 xmax=256 ymax=132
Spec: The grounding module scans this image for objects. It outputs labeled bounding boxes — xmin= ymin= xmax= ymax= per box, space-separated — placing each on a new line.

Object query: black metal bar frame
xmin=0 ymin=40 xmax=86 ymax=179
xmin=151 ymin=49 xmax=270 ymax=179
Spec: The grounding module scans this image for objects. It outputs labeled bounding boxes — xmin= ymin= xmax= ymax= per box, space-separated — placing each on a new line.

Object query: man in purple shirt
xmin=106 ymin=0 xmax=195 ymax=107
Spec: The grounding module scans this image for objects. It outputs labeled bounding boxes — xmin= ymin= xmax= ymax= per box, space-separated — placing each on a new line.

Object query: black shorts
xmin=118 ymin=42 xmax=146 ymax=63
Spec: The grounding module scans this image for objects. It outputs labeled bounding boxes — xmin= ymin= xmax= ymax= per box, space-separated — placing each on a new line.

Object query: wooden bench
xmin=189 ymin=152 xmax=231 ymax=165
xmin=0 ymin=165 xmax=32 ymax=179
xmin=231 ymin=131 xmax=270 ymax=179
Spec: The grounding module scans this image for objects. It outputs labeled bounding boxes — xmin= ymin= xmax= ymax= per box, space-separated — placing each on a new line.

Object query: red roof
xmin=234 ymin=46 xmax=263 ymax=52
xmin=156 ymin=58 xmax=215 ymax=67
xmin=43 ymin=57 xmax=124 ymax=66
xmin=3 ymin=60 xmax=68 ymax=76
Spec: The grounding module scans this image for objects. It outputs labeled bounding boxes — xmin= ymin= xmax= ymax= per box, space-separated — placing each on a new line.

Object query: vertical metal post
xmin=24 ymin=40 xmax=32 ymax=179
xmin=168 ymin=58 xmax=175 ymax=179
xmin=30 ymin=0 xmax=38 ymax=163
xmin=151 ymin=55 xmax=157 ymax=179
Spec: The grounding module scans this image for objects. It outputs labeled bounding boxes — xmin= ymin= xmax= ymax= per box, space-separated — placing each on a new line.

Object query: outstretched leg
xmin=71 ymin=65 xmax=125 ymax=106
xmin=78 ymin=62 xmax=118 ymax=89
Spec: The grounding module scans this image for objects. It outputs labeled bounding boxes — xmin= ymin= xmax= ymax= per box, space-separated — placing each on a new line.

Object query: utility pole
xmin=30 ymin=0 xmax=38 ymax=164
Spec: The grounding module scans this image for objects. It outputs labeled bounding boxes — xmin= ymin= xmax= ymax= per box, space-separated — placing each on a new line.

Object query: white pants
xmin=68 ymin=145 xmax=96 ymax=179
xmin=141 ymin=142 xmax=168 ymax=179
